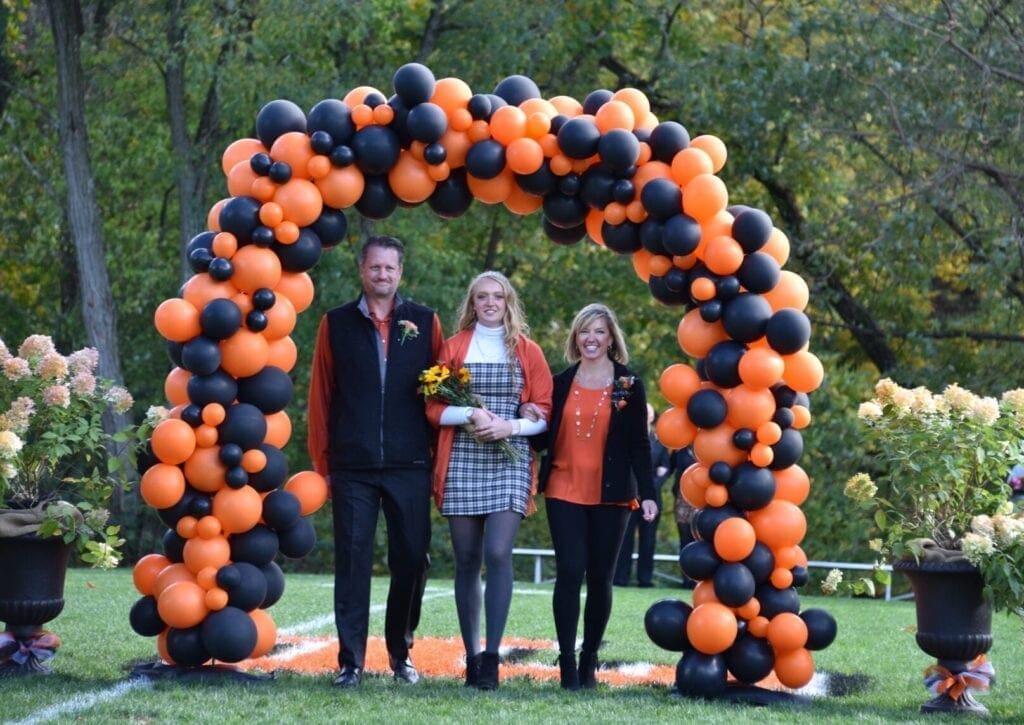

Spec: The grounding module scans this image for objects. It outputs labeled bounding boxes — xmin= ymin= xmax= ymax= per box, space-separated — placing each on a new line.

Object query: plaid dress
xmin=440 ymin=360 xmax=532 ymax=516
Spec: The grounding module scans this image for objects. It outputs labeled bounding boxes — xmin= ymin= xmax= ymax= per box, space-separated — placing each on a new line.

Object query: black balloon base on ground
xmin=920 ymin=689 xmax=988 ymax=716
xmin=672 ymin=682 xmax=812 ymax=707
xmin=130 ymin=661 xmax=275 ymax=684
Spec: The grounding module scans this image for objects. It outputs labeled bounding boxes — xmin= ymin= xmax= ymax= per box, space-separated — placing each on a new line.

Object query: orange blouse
xmin=544 ymin=382 xmax=612 ymax=505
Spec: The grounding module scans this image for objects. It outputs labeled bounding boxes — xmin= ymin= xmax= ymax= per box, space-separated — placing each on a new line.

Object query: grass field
xmin=3 ymin=569 xmax=1023 ymax=723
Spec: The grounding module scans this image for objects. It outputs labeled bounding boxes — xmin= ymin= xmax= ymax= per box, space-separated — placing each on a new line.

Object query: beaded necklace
xmin=572 ymin=378 xmax=611 ymax=440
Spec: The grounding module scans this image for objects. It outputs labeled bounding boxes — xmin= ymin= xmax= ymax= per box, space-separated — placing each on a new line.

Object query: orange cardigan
xmin=426 ymin=328 xmax=553 ymax=510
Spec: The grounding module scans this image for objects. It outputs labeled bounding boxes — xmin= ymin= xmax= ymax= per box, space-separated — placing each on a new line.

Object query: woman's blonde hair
xmin=455 ymin=271 xmax=530 ymax=360
xmin=564 ymin=303 xmax=630 ymax=364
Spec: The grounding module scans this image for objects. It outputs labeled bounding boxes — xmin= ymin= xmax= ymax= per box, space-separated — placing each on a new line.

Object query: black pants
xmin=546 ymin=498 xmax=631 ymax=655
xmin=614 ymin=507 xmax=661 ymax=586
xmin=331 ymin=468 xmax=431 ymax=669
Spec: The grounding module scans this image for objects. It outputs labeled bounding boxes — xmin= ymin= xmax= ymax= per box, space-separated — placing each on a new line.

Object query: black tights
xmin=448 ymin=511 xmax=522 ymax=655
xmin=546 ymin=498 xmax=631 ymax=655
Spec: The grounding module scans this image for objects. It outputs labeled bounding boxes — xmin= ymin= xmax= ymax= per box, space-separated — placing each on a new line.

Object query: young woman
xmin=536 ymin=303 xmax=658 ymax=690
xmin=426 ymin=271 xmax=552 ymax=690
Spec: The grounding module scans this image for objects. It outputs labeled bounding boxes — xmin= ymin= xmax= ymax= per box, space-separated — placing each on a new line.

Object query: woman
xmin=426 ymin=271 xmax=552 ymax=690
xmin=537 ymin=303 xmax=658 ymax=690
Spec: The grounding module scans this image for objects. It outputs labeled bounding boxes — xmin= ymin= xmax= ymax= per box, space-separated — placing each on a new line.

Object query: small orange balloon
xmin=757 ymin=421 xmax=783 ymax=445
xmin=690 ymin=276 xmax=716 ymax=302
xmin=736 ymin=597 xmax=761 ymax=621
xmin=157 ymin=580 xmax=209 ymax=629
xmin=212 ymin=232 xmax=240 ymax=261
xmin=372 ymin=103 xmax=394 ymax=125
xmin=220 ymin=329 xmax=270 ymax=378
xmin=774 ymin=647 xmax=814 ymax=688
xmin=467 ymin=119 xmax=491 ymax=143
xmin=489 ymin=105 xmax=528 ymax=145
xmin=250 ymin=176 xmax=278 ymax=203
xmin=704 ymin=483 xmax=729 ymax=507
xmin=201 ymin=403 xmax=226 ymax=427
xmin=205 ymin=587 xmax=229 ymax=611
xmin=693 ymin=424 xmax=745 ymax=467
xmin=183 ymin=534 xmax=231 ymax=573
xmin=738 ymin=348 xmax=785 ymax=389
xmin=285 ymin=470 xmax=329 ymax=516
xmin=176 ymin=515 xmax=198 ymax=539
xmin=196 ymin=566 xmax=219 ymax=590
xmin=748 ymin=615 xmax=770 ymax=639
xmin=610 ymin=88 xmax=650 ymax=125
xmin=350 ymin=103 xmax=373 ymax=127
xmin=181 ymin=273 xmax=236 ymax=310
xmin=594 ymin=100 xmax=635 ymax=132
xmin=196 ymin=515 xmax=222 ymax=539
xmin=671 ymin=147 xmax=714 ymax=187
xmin=231 ymin=246 xmax=283 ymax=295
xmin=266 ymin=336 xmax=298 ymax=372
xmin=770 ymin=567 xmax=794 ymax=589
xmin=505 ymin=137 xmax=544 ymax=175
xmin=275 ymin=272 xmax=315 ymax=313
xmin=133 ymin=554 xmax=172 ymax=596
xmin=249 ymin=608 xmax=278 ymax=658
xmin=686 ymin=602 xmax=738 ymax=655
xmin=750 ymin=442 xmax=775 ymax=468
xmin=791 ymin=405 xmax=811 ymax=430
xmin=207 ymin=198 xmax=228 ymax=232
xmin=691 ymin=580 xmax=719 ymax=606
xmin=682 ymin=173 xmax=728 ymax=222
xmin=242 ymin=448 xmax=268 ymax=474
xmin=761 ymin=227 xmax=791 ymax=266
xmin=307 ymin=154 xmax=331 ymax=179
xmin=258 ymin=203 xmax=284 ymax=229
xmin=648 ymin=254 xmax=673 ymax=278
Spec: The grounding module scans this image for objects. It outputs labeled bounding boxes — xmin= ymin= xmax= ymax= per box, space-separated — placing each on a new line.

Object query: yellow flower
xmin=457 ymin=367 xmax=471 ymax=384
xmin=843 ymin=473 xmax=877 ymax=503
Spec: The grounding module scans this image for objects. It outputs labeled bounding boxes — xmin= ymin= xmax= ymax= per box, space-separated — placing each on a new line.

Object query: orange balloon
xmin=205 ymin=587 xmax=229 ymax=611
xmin=196 ymin=565 xmax=219 ymax=590
xmin=519 ymin=97 xmax=557 ymax=118
xmin=273 ymin=179 xmax=322 ymax=227
xmin=431 ymin=77 xmax=472 ymax=114
xmin=307 ymin=155 xmax=331 ymax=180
xmin=450 ymin=109 xmax=472 ymax=133
xmin=750 ymin=442 xmax=775 ymax=468
xmin=181 ymin=273 xmax=236 ymax=310
xmin=680 ymin=470 xmax=706 ymax=508
xmin=489 ymin=105 xmax=528 ymax=145
xmin=648 ymin=254 xmax=673 ymax=278
xmin=774 ymin=545 xmax=801 ymax=570
xmin=655 ymin=407 xmax=698 ymax=449
xmin=693 ymin=424 xmax=745 ymax=466
xmin=691 ymin=580 xmax=719 ymax=606
xmin=206 ymin=198 xmax=228 ymax=232
xmin=659 ymin=363 xmax=702 ymax=407
xmin=738 ymin=348 xmax=785 ymax=389
xmin=467 ymin=169 xmax=514 ymax=204
xmin=427 ymin=162 xmax=451 ymax=182
xmin=770 ymin=567 xmax=794 ymax=589
xmin=264 ymin=411 xmax=293 ymax=448
xmin=195 ymin=515 xmax=222 ymax=539
xmin=791 ymin=404 xmax=811 ymax=430
xmin=637 ymin=111 xmax=659 ymax=130
xmin=585 ymin=208 xmax=605 ymax=245
xmin=713 ymin=516 xmax=757 ymax=562
xmin=274 ymin=221 xmax=300 ymax=245
xmin=505 ymin=137 xmax=544 ymax=175
xmin=202 ymin=403 xmax=226 ymax=427
xmin=372 ymin=103 xmax=394 ymax=125
xmin=249 ymin=608 xmax=278 ymax=658
xmin=164 ymin=367 xmax=191 ymax=406
xmin=610 ymin=88 xmax=650 ymax=126
xmin=631 ymin=248 xmax=652 ymax=283
xmin=671 ymin=147 xmax=714 ymax=187
xmin=242 ymin=448 xmax=267 ymax=474
xmin=140 ymin=463 xmax=186 ymax=509
xmin=467 ymin=119 xmax=491 ymax=143
xmin=315 ymin=165 xmax=366 ymax=209
xmin=704 ymin=483 xmax=729 ymax=507
xmin=703 ymin=235 xmax=744 ymax=275
xmin=213 ymin=486 xmax=263 ymax=534
xmin=153 ymin=562 xmax=196 ymax=598
xmin=221 ymin=138 xmax=267 ymax=175
xmin=748 ymin=500 xmax=807 ymax=549
xmin=269 ymin=132 xmax=314 ymax=179
xmin=773 ymin=465 xmax=810 ymax=505
xmin=261 ymin=296 xmax=296 ymax=341
xmin=767 ymin=612 xmax=807 ymax=653
xmin=748 ymin=615 xmax=770 ymax=639
xmin=439 ymin=128 xmax=472 ymax=168
xmin=782 ymin=351 xmax=823 ymax=393
xmin=632 ymin=160 xmax=671 ymax=193
xmin=677 ymin=309 xmax=730 ymax=358
xmin=736 ymin=597 xmax=761 ymax=621
xmin=177 ymin=515 xmax=198 ymax=539
xmin=266 ymin=336 xmax=298 ymax=373
xmin=690 ymin=276 xmax=716 ymax=301
xmin=231 ymin=246 xmax=282 ymax=295
xmin=285 ymin=470 xmax=329 ymax=516
xmin=549 ymin=153 xmax=573 ymax=176
xmin=503 ymin=185 xmax=544 ymax=215
xmin=761 ymin=227 xmax=791 ymax=266
xmin=220 ymin=329 xmax=270 ymax=378
xmin=227 ymin=159 xmax=260 ymax=198
xmin=258 ymin=202 xmax=284 ymax=229
xmin=388 ymin=151 xmax=436 ymax=203
xmin=682 ymin=173 xmax=728 ymax=222
xmin=250 ymin=176 xmax=278 ymax=203
xmin=184 ymin=445 xmax=227 ymax=493
xmin=154 ymin=298 xmax=201 ymax=343
xmin=548 ymin=95 xmax=583 ymax=116
xmin=763 ymin=270 xmax=808 ymax=312
xmin=158 ymin=580 xmax=209 ymax=629
xmin=151 ymin=419 xmax=197 ymax=466
xmin=525 ymin=111 xmax=551 ymax=139
xmin=594 ymin=100 xmax=635 ymax=132
xmin=757 ymin=421 xmax=782 ymax=445
xmin=183 ymin=534 xmax=231 ymax=573
xmin=690 ymin=135 xmax=727 ymax=173
xmin=157 ymin=629 xmax=173 ymax=664
xmin=774 ymin=647 xmax=814 ymax=688
xmin=275 ymin=272 xmax=315 ymax=313
xmin=212 ymin=231 xmax=240 ymax=260
xmin=726 ymin=385 xmax=777 ymax=430
xmin=133 ymin=553 xmax=172 ymax=596
xmin=625 ymin=200 xmax=647 ymax=223
xmin=349 ymin=103 xmax=373 ymax=127
xmin=687 ymin=602 xmax=738 ymax=655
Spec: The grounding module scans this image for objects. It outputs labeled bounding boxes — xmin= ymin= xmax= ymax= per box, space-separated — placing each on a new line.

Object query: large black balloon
xmin=224 ymin=561 xmax=267 ymax=612
xmin=307 ymin=99 xmax=354 ymax=146
xmin=273 ymin=228 xmax=322 ymax=272
xmin=181 ymin=336 xmax=221 ymax=376
xmin=598 ymin=128 xmax=641 ymax=172
xmin=166 ymin=340 xmax=185 ymax=369
xmin=741 ymin=542 xmax=775 ymax=584
xmin=639 ymin=219 xmax=667 ymax=255
xmin=801 ymin=608 xmax=838 ymax=650
xmin=167 ymin=625 xmax=210 ymax=666
xmin=355 ymin=175 xmax=398 ymax=220
xmin=766 ymin=309 xmax=811 ymax=355
xmin=737 ymin=252 xmax=780 ymax=294
xmin=640 ymin=178 xmax=682 ymax=221
xmin=679 ymin=540 xmax=721 ymax=581
xmin=649 ymin=274 xmax=689 ymax=305
xmin=218 ymin=196 xmax=262 ymax=245
xmin=755 ymin=582 xmax=801 ymax=619
xmin=352 ymin=125 xmax=401 ymax=176
xmin=722 ymin=293 xmax=772 ymax=343
xmin=557 ymin=117 xmax=601 ymax=159
xmin=649 ymin=121 xmax=690 ymax=163
xmin=582 ymin=89 xmax=614 ymax=115
xmin=311 ymin=207 xmax=348 ymax=248
xmin=602 ymin=221 xmax=641 ymax=254
xmin=686 ymin=389 xmax=727 ymax=429
xmin=769 ymin=428 xmax=804 ymax=470
xmin=493 ymin=74 xmax=541 ymax=106
xmin=729 ymin=462 xmax=777 ymax=511
xmin=703 ymin=340 xmax=747 ymax=388
xmin=255 ymin=99 xmax=306 ymax=148
xmin=732 ymin=208 xmax=773 ymax=253
xmin=263 ymin=489 xmax=302 ymax=531
xmin=237 ymin=366 xmax=293 ymax=414
xmin=278 ymin=516 xmax=316 ymax=559
xmin=260 ymin=561 xmax=286 ymax=608
xmin=406 ymin=102 xmax=447 ymax=144
xmin=662 ymin=213 xmax=702 ymax=256
xmin=201 ymin=606 xmax=258 ymax=663
xmin=158 ymin=486 xmax=200 ymax=528
xmin=675 ymin=650 xmax=727 ymax=697
xmin=428 ymin=169 xmax=473 ymax=218
xmin=725 ymin=633 xmax=776 ymax=684
xmin=712 ymin=562 xmax=756 ymax=607
xmin=542 ymin=217 xmax=586 ymax=245
xmin=218 ymin=403 xmax=267 ymax=450
xmin=644 ymin=599 xmax=692 ymax=651
xmin=229 ymin=524 xmax=279 ymax=566
xmin=163 ymin=528 xmax=186 ymax=563
xmin=517 ymin=162 xmax=558 ymax=197
xmin=248 ymin=443 xmax=289 ymax=492
xmin=129 ymin=595 xmax=166 ymax=637
xmin=542 ymin=192 xmax=587 ymax=229
xmin=187 ymin=370 xmax=238 ymax=408
xmin=465 ymin=139 xmax=506 ymax=180
xmin=579 ymin=167 xmax=616 ymax=209
xmin=199 ymin=298 xmax=242 ymax=341
xmin=693 ymin=503 xmax=743 ymax=542
xmin=393 ymin=62 xmax=435 ymax=106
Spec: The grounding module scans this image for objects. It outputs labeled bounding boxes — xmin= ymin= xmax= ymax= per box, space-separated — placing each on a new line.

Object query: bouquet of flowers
xmin=418 ymin=363 xmax=521 ymax=462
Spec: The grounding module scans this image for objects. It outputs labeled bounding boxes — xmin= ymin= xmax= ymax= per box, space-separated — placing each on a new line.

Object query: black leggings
xmin=546 ymin=498 xmax=631 ymax=656
xmin=448 ymin=511 xmax=522 ymax=655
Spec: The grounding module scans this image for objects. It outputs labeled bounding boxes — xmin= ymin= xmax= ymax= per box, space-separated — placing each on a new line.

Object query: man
xmin=308 ymin=235 xmax=443 ymax=688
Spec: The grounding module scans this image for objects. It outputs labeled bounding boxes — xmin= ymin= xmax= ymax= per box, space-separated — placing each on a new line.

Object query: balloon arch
xmin=133 ymin=63 xmax=833 ymax=693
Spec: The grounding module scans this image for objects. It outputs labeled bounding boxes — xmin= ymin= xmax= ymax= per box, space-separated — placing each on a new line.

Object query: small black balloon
xmin=278 ymin=516 xmax=316 ymax=559
xmin=363 ymin=91 xmax=387 ymax=108
xmin=732 ymin=208 xmax=773 ymax=253
xmin=249 ymin=153 xmax=272 ymax=176
xmin=245 ymin=310 xmax=268 ymax=332
xmin=640 ymin=178 xmax=682 ymax=222
xmin=517 ymin=162 xmax=558 ymax=196
xmin=772 ymin=407 xmax=794 ymax=429
xmin=675 ymin=650 xmax=727 ymax=697
xmin=704 ymin=340 xmax=747 ymax=388
xmin=187 ymin=370 xmax=238 ymax=408
xmin=167 ymin=626 xmax=210 ymax=666
xmin=310 ymin=130 xmax=334 ymax=155
xmin=639 ymin=219 xmax=667 ymax=255
xmin=225 ymin=465 xmax=249 ymax=488
xmin=649 ymin=121 xmax=690 ymax=163
xmin=467 ymin=94 xmax=492 ymax=121
xmin=602 ymin=221 xmax=641 ymax=254
xmin=226 ymin=562 xmax=267 ymax=612
xmin=732 ymin=428 xmax=756 ymax=450
xmin=179 ymin=404 xmax=202 ymax=427
xmin=255 ymin=99 xmax=306 ymax=148
xmin=166 ymin=339 xmax=185 ymax=369
xmin=187 ymin=247 xmax=213 ymax=273
xmin=664 ymin=267 xmax=688 ymax=293
xmin=129 ymin=596 xmax=166 ymax=637
xmin=392 ymin=62 xmax=436 ymax=106
xmin=708 ymin=461 xmax=732 ymax=484
xmin=791 ymin=565 xmax=809 ymax=588
xmin=219 ymin=442 xmax=244 ymax=468
xmin=543 ymin=192 xmax=587 ymax=229
xmin=729 ymin=462 xmax=777 ymax=511
xmin=201 ymin=606 xmax=258 ymax=663
xmin=611 ymin=179 xmax=635 ymax=205
xmin=216 ymin=563 xmax=242 ymax=590
xmin=158 ymin=487 xmax=197 ymax=528
xmin=699 ymin=300 xmax=723 ymax=323
xmin=423 ymin=142 xmax=447 ymax=165
xmin=406 ymin=102 xmax=448 ymax=144
xmin=582 ymin=89 xmax=614 ymax=115
xmin=725 ymin=633 xmax=776 ymax=684
xmin=578 ymin=167 xmax=615 ymax=209
xmin=716 ymin=275 xmax=741 ymax=301
xmin=557 ymin=116 xmax=601 ymax=160
xmin=190 ymin=494 xmax=212 ymax=517
xmin=737 ymin=252 xmax=781 ymax=294
xmin=428 ymin=169 xmax=473 ymax=219
xmin=686 ymin=389 xmax=727 ymax=429
xmin=186 ymin=230 xmax=215 ymax=262
xmin=649 ymin=274 xmax=689 ymax=306
xmin=801 ymin=608 xmax=838 ymax=650
xmin=644 ymin=599 xmax=692 ymax=652
xmin=465 ymin=140 xmax=507 ymax=180
xmin=769 ymin=428 xmax=804 ymax=470
xmin=252 ymin=225 xmax=276 ymax=247
xmin=252 ymin=288 xmax=276 ymax=311
xmin=679 ymin=540 xmax=721 ymax=581
xmin=329 ymin=144 xmax=355 ymax=167
xmin=352 ymin=125 xmax=401 ymax=176
xmin=742 ymin=542 xmax=775 ymax=584
xmin=766 ymin=309 xmax=811 ymax=355
xmin=207 ymin=256 xmax=233 ymax=281
xmin=268 ymin=161 xmax=292 ymax=184
xmin=712 ymin=562 xmax=756 ymax=607
xmin=557 ymin=173 xmax=580 ymax=197
xmin=772 ymin=383 xmax=799 ymax=409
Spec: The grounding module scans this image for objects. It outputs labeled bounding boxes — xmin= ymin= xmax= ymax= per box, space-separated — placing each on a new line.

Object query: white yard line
xmin=10 ymin=678 xmax=151 ymax=725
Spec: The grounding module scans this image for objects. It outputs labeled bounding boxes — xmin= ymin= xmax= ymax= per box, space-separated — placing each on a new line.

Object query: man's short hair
xmin=359 ymin=235 xmax=405 ymax=265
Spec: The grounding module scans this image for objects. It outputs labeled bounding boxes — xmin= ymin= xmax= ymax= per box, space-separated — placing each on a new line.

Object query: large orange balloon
xmin=505 ymin=137 xmax=544 ymax=175
xmin=154 ymin=298 xmax=201 ymax=343
xmin=261 ymin=295 xmax=296 ymax=341
xmin=738 ymin=347 xmax=785 ymax=389
xmin=671 ymin=147 xmax=714 ymax=187
xmin=489 ymin=105 xmax=527 ymax=145
xmin=677 ymin=309 xmax=730 ymax=358
xmin=691 ymin=579 xmax=720 ymax=607
xmin=222 ymin=138 xmax=268 ymax=175
xmin=269 ymin=131 xmax=315 ymax=179
xmin=713 ymin=516 xmax=757 ymax=562
xmin=703 ymin=235 xmax=744 ymax=275
xmin=315 ymin=166 xmax=365 ymax=209
xmin=431 ymin=77 xmax=472 ymax=114
xmin=726 ymin=385 xmax=777 ymax=430
xmin=774 ymin=647 xmax=814 ymax=688
xmin=153 ymin=562 xmax=195 ymax=598
xmin=610 ymin=88 xmax=650 ymax=125
xmin=220 ymin=329 xmax=270 ymax=378
xmin=133 ymin=553 xmax=172 ymax=596
xmin=682 ymin=173 xmax=728 ymax=222
xmin=388 ymin=152 xmax=436 ymax=203
xmin=157 ymin=580 xmax=209 ymax=629
xmin=686 ymin=602 xmax=738 ymax=654
xmin=266 ymin=336 xmax=298 ymax=372
xmin=689 ymin=134 xmax=727 ymax=173
xmin=181 ymin=273 xmax=236 ymax=309
xmin=763 ymin=270 xmax=808 ymax=311
xmin=467 ymin=169 xmax=514 ymax=204
xmin=275 ymin=272 xmax=315 ymax=313
xmin=164 ymin=367 xmax=191 ymax=407
xmin=782 ymin=351 xmax=824 ymax=393
xmin=773 ymin=465 xmax=810 ymax=505
xmin=693 ymin=424 xmax=745 ymax=466
xmin=227 ymin=160 xmax=260 ymax=198
xmin=151 ymin=419 xmax=197 ymax=466
xmin=140 ymin=463 xmax=187 ymax=510
xmin=264 ymin=410 xmax=293 ymax=448
xmin=212 ymin=485 xmax=263 ymax=534
xmin=285 ymin=470 xmax=329 ymax=516
xmin=184 ymin=445 xmax=227 ymax=493
xmin=659 ymin=363 xmax=702 ymax=407
xmin=249 ymin=608 xmax=278 ymax=658
xmin=655 ymin=407 xmax=697 ymax=450
xmin=761 ymin=227 xmax=791 ymax=266
xmin=767 ymin=612 xmax=808 ymax=653
xmin=183 ymin=534 xmax=231 ymax=574
xmin=503 ymin=185 xmax=544 ymax=215
xmin=548 ymin=95 xmax=583 ymax=117
xmin=748 ymin=500 xmax=807 ymax=549
xmin=594 ymin=100 xmax=635 ymax=132
xmin=231 ymin=246 xmax=282 ymax=295
xmin=273 ymin=178 xmax=322 ymax=227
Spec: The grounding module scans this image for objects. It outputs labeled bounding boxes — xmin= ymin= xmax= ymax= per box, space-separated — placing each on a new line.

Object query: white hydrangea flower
xmin=0 ymin=430 xmax=24 ymax=458
xmin=858 ymin=401 xmax=883 ymax=419
xmin=821 ymin=568 xmax=843 ymax=594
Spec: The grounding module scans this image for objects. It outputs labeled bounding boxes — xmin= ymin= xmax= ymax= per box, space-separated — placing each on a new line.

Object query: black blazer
xmin=537 ymin=362 xmax=656 ymax=504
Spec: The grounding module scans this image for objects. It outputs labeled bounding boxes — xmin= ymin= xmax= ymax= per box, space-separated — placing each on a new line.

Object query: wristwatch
xmin=464 ymin=407 xmax=475 ymax=423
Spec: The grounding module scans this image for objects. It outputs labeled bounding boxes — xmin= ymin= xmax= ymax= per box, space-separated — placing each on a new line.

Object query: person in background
xmin=614 ymin=404 xmax=672 ymax=588
xmin=536 ymin=303 xmax=658 ymax=690
xmin=670 ymin=445 xmax=697 ymax=588
xmin=308 ymin=235 xmax=443 ymax=688
xmin=426 ymin=271 xmax=552 ymax=690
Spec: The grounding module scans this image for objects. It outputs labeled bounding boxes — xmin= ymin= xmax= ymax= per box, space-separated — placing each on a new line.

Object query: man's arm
xmin=307 ymin=316 xmax=333 ymax=477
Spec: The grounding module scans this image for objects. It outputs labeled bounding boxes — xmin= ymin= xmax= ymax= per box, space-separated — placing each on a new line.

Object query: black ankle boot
xmin=477 ymin=651 xmax=500 ymax=690
xmin=558 ymin=652 xmax=580 ymax=690
xmin=464 ymin=653 xmax=480 ymax=687
xmin=578 ymin=650 xmax=598 ymax=689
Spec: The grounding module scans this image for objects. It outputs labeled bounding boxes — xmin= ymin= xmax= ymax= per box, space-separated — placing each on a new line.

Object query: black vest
xmin=326 ymin=297 xmax=435 ymax=471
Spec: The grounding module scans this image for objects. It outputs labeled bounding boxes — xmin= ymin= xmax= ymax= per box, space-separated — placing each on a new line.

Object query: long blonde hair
xmin=564 ymin=303 xmax=630 ymax=364
xmin=455 ymin=271 xmax=530 ymax=361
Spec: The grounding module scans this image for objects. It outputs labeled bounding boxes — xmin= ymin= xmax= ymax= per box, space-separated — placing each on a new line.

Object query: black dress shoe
xmin=333 ymin=665 xmax=362 ymax=688
xmin=390 ymin=655 xmax=420 ymax=684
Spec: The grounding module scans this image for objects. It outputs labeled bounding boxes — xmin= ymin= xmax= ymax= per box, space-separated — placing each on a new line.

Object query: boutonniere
xmin=611 ymin=375 xmax=635 ymax=411
xmin=397 ymin=319 xmax=419 ymax=345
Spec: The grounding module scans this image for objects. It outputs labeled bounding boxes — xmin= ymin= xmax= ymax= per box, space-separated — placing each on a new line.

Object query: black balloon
xmin=708 ymin=461 xmax=732 ymax=484
xmin=557 ymin=117 xmax=601 ymax=160
xmin=163 ymin=528 xmax=186 ymax=563
xmin=186 ymin=232 xmax=216 ymax=273
xmin=260 ymin=561 xmax=286 ymax=608
xmin=725 ymin=633 xmax=776 ymax=684
xmin=249 ymin=152 xmax=272 ymax=176
xmin=181 ymin=336 xmax=221 ymax=376
xmin=263 ymin=489 xmax=302 ymax=531
xmin=179 ymin=404 xmax=202 ymax=427
xmin=578 ymin=167 xmax=616 ymax=209
xmin=493 ymin=74 xmax=541 ymax=106
xmin=662 ymin=213 xmax=702 ymax=256
xmin=704 ymin=340 xmax=747 ymax=388
xmin=268 ymin=161 xmax=292 ymax=184
xmin=229 ymin=524 xmax=279 ymax=566
xmin=639 ymin=219 xmax=667 ymax=255
xmin=664 ymin=267 xmax=688 ymax=293
xmin=219 ymin=443 xmax=244 ymax=468
xmin=218 ymin=403 xmax=267 ymax=450
xmin=542 ymin=192 xmax=587 ymax=229
xmin=251 ymin=226 xmax=275 ymax=247
xmin=225 ymin=561 xmax=267 ymax=611
xmin=166 ymin=340 xmax=184 ymax=369
xmin=311 ymin=208 xmax=348 ymax=248
xmin=424 ymin=142 xmax=447 ymax=165
xmin=308 ymin=99 xmax=354 ymax=145
xmin=686 ymin=389 xmax=727 ymax=429
xmin=801 ymin=608 xmax=838 ymax=650
xmin=729 ymin=462 xmax=777 ymax=511
xmin=732 ymin=427 xmax=756 ymax=451
xmin=766 ymin=309 xmax=811 ymax=355
xmin=598 ymin=128 xmax=641 ymax=172
xmin=716 ymin=275 xmax=741 ymax=300
xmin=273 ymin=228 xmax=322 ymax=272
xmin=755 ymin=582 xmax=801 ymax=619
xmin=791 ymin=565 xmax=809 ymax=588
xmin=200 ymin=298 xmax=243 ymax=340
xmin=207 ymin=257 xmax=233 ymax=282
xmin=737 ymin=252 xmax=780 ymax=294
xmin=216 ymin=563 xmax=242 ymax=590
xmin=699 ymin=300 xmax=723 ymax=323
xmin=644 ymin=599 xmax=692 ymax=651
xmin=129 ymin=595 xmax=166 ymax=637
xmin=355 ymin=175 xmax=398 ymax=220
xmin=167 ymin=625 xmax=210 ymax=666
xmin=582 ymin=89 xmax=614 ymax=115
xmin=201 ymin=606 xmax=258 ymax=663
xmin=693 ymin=504 xmax=744 ymax=542
xmin=278 ymin=516 xmax=316 ymax=559
xmin=649 ymin=121 xmax=690 ymax=163
xmin=237 ymin=366 xmax=293 ymax=414
xmin=255 ymin=99 xmax=306 ymax=148
xmin=218 ymin=196 xmax=262 ymax=245
xmin=712 ymin=562 xmax=756 ymax=607
xmin=679 ymin=540 xmax=721 ymax=581
xmin=742 ymin=542 xmax=775 ymax=584
xmin=517 ymin=162 xmax=558 ymax=197
xmin=392 ymin=62 xmax=436 ymax=106
xmin=467 ymin=93 xmax=492 ymax=121
xmin=611 ymin=179 xmax=635 ymax=205
xmin=352 ymin=125 xmax=401 ymax=176
xmin=428 ymin=169 xmax=473 ymax=218
xmin=771 ymin=383 xmax=799 ymax=409
xmin=245 ymin=310 xmax=268 ymax=333
xmin=187 ymin=370 xmax=238 ymax=408
xmin=329 ymin=145 xmax=356 ymax=167
xmin=465 ymin=140 xmax=507 ymax=180
xmin=542 ymin=217 xmax=586 ymax=245
xmin=406 ymin=102 xmax=448 ymax=144
xmin=640 ymin=178 xmax=682 ymax=222
xmin=157 ymin=487 xmax=199 ymax=528
xmin=602 ymin=221 xmax=641 ymax=254
xmin=310 ymin=130 xmax=333 ymax=155
xmin=769 ymin=428 xmax=804 ymax=470
xmin=248 ymin=443 xmax=289 ymax=493
xmin=648 ymin=274 xmax=688 ymax=305
xmin=557 ymin=172 xmax=580 ymax=197
xmin=675 ymin=650 xmax=727 ymax=697
xmin=722 ymin=293 xmax=772 ymax=343
xmin=732 ymin=208 xmax=773 ymax=253
xmin=225 ymin=465 xmax=249 ymax=489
